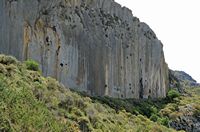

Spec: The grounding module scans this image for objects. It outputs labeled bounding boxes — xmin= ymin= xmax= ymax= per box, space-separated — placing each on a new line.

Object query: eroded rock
xmin=0 ymin=0 xmax=168 ymax=98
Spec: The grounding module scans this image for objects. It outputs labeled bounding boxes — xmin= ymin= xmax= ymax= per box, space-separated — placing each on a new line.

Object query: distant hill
xmin=170 ymin=70 xmax=200 ymax=87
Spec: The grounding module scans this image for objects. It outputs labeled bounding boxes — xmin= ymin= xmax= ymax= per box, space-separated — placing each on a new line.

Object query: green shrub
xmin=150 ymin=113 xmax=170 ymax=127
xmin=167 ymin=89 xmax=180 ymax=100
xmin=25 ymin=59 xmax=39 ymax=71
xmin=136 ymin=102 xmax=158 ymax=118
xmin=151 ymin=106 xmax=158 ymax=114
xmin=150 ymin=114 xmax=159 ymax=122
xmin=157 ymin=117 xmax=169 ymax=127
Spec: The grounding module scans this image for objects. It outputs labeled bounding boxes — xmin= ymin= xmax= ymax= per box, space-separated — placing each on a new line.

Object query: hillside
xmin=0 ymin=54 xmax=174 ymax=131
xmin=161 ymin=87 xmax=200 ymax=132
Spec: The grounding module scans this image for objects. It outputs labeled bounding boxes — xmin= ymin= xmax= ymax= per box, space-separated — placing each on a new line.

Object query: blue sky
xmin=115 ymin=0 xmax=200 ymax=82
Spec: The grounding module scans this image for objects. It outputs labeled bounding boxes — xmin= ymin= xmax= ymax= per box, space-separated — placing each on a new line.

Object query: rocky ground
xmin=164 ymin=87 xmax=200 ymax=132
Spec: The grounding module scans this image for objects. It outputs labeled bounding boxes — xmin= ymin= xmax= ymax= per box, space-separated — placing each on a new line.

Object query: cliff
xmin=0 ymin=0 xmax=168 ymax=98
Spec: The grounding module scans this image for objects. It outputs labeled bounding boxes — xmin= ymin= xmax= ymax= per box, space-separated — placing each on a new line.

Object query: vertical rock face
xmin=0 ymin=0 xmax=168 ymax=98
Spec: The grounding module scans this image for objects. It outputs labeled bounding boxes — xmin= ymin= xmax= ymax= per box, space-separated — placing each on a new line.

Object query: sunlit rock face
xmin=0 ymin=0 xmax=168 ymax=98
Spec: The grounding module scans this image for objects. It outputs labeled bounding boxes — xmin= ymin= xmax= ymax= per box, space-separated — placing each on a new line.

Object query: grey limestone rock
xmin=170 ymin=115 xmax=200 ymax=132
xmin=173 ymin=70 xmax=200 ymax=87
xmin=0 ymin=0 xmax=168 ymax=98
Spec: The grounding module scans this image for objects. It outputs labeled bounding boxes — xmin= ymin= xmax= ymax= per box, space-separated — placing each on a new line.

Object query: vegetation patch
xmin=3 ymin=54 xmax=199 ymax=131
xmin=25 ymin=59 xmax=40 ymax=71
xmin=167 ymin=89 xmax=180 ymax=101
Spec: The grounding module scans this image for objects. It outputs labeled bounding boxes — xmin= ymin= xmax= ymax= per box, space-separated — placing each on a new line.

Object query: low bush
xmin=0 ymin=54 xmax=17 ymax=65
xmin=167 ymin=89 xmax=180 ymax=101
xmin=150 ymin=114 xmax=159 ymax=122
xmin=25 ymin=59 xmax=39 ymax=71
xmin=157 ymin=117 xmax=169 ymax=127
xmin=150 ymin=114 xmax=169 ymax=127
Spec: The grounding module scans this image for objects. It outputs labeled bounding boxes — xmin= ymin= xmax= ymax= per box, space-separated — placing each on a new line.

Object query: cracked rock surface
xmin=0 ymin=0 xmax=168 ymax=98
